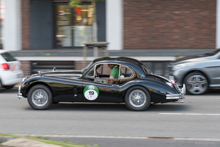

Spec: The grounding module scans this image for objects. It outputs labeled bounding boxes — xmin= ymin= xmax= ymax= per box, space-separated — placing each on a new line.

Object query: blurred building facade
xmin=0 ymin=0 xmax=218 ymax=77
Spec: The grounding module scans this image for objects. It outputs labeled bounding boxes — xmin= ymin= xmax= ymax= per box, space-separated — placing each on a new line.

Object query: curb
xmin=0 ymin=137 xmax=61 ymax=147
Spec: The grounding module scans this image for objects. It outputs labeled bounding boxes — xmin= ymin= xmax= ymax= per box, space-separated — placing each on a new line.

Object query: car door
xmin=48 ymin=75 xmax=83 ymax=102
xmin=82 ymin=64 xmax=120 ymax=102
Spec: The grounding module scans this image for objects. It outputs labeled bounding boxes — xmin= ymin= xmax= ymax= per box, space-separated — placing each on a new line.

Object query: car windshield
xmin=1 ymin=52 xmax=17 ymax=62
xmin=81 ymin=61 xmax=93 ymax=73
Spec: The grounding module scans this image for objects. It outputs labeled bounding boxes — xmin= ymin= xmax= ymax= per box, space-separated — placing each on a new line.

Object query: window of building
xmin=56 ymin=3 xmax=93 ymax=48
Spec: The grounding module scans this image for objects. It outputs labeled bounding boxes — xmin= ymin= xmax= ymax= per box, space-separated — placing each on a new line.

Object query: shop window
xmin=56 ymin=3 xmax=94 ymax=48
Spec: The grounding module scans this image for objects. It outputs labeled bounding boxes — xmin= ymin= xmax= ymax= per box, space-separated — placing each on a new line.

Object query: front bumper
xmin=166 ymin=84 xmax=186 ymax=100
xmin=17 ymin=85 xmax=23 ymax=99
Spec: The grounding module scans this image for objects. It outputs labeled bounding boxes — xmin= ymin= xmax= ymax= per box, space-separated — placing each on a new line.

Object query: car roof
xmin=93 ymin=57 xmax=144 ymax=66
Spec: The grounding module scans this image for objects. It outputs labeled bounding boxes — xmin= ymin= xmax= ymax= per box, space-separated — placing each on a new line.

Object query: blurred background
xmin=0 ymin=0 xmax=218 ymax=78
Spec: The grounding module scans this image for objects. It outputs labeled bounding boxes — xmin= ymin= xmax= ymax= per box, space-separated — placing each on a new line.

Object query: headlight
xmin=173 ymin=64 xmax=185 ymax=70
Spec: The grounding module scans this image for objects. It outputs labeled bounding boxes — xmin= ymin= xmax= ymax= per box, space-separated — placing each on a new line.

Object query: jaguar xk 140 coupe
xmin=18 ymin=57 xmax=185 ymax=111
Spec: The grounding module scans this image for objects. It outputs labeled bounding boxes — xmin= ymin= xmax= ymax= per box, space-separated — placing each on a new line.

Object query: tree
xmin=69 ymin=0 xmax=104 ymax=57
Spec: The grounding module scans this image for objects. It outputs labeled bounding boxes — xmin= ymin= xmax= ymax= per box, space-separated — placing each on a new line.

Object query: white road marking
xmin=174 ymin=138 xmax=220 ymax=142
xmin=15 ymin=134 xmax=148 ymax=139
xmin=159 ymin=113 xmax=220 ymax=116
xmin=14 ymin=134 xmax=220 ymax=142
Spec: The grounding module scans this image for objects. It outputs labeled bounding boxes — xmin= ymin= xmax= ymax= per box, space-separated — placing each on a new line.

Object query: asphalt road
xmin=0 ymin=88 xmax=220 ymax=147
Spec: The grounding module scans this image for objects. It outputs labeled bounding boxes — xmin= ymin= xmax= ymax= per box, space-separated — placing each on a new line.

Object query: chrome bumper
xmin=166 ymin=84 xmax=186 ymax=100
xmin=17 ymin=86 xmax=23 ymax=99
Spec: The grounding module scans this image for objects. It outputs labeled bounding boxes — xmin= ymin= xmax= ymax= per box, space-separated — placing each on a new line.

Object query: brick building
xmin=0 ymin=0 xmax=218 ymax=77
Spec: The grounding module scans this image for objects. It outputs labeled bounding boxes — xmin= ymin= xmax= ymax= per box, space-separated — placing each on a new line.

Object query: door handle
xmin=73 ymin=88 xmax=77 ymax=97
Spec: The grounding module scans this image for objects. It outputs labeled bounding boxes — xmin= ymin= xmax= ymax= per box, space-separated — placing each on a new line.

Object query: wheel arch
xmin=122 ymin=85 xmax=151 ymax=102
xmin=25 ymin=82 xmax=54 ymax=98
xmin=182 ymin=70 xmax=210 ymax=86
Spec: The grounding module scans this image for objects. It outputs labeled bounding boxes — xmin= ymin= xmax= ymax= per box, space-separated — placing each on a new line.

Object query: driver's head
xmin=108 ymin=64 xmax=114 ymax=69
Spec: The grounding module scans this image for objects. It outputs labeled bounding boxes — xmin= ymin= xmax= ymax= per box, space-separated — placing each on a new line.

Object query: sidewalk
xmin=1 ymin=138 xmax=61 ymax=147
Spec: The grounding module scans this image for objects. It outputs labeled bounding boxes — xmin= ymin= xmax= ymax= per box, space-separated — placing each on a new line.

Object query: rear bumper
xmin=166 ymin=84 xmax=186 ymax=100
xmin=1 ymin=70 xmax=23 ymax=86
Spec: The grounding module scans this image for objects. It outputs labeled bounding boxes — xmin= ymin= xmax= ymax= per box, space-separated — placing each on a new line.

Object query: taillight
xmin=1 ymin=63 xmax=10 ymax=70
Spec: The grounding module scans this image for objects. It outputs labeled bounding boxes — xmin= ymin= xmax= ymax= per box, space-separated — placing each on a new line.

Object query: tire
xmin=0 ymin=80 xmax=2 ymax=91
xmin=27 ymin=84 xmax=53 ymax=110
xmin=4 ymin=85 xmax=14 ymax=89
xmin=184 ymin=72 xmax=208 ymax=95
xmin=124 ymin=86 xmax=151 ymax=111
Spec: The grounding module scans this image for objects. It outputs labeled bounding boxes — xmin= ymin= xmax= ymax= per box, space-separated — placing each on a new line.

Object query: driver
xmin=108 ymin=64 xmax=119 ymax=79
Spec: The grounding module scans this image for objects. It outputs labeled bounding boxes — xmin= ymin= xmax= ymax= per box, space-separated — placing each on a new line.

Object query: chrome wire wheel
xmin=129 ymin=90 xmax=147 ymax=108
xmin=186 ymin=74 xmax=208 ymax=95
xmin=31 ymin=89 xmax=48 ymax=107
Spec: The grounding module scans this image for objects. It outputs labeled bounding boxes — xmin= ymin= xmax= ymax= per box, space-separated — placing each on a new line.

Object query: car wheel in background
xmin=184 ymin=72 xmax=208 ymax=95
xmin=4 ymin=85 xmax=15 ymax=89
xmin=125 ymin=86 xmax=151 ymax=111
xmin=0 ymin=80 xmax=2 ymax=91
xmin=27 ymin=84 xmax=53 ymax=110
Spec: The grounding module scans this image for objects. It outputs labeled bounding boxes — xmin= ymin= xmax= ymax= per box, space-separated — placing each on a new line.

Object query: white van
xmin=0 ymin=50 xmax=23 ymax=90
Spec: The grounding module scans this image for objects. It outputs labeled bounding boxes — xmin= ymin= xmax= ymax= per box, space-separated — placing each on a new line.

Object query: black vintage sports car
xmin=18 ymin=57 xmax=185 ymax=111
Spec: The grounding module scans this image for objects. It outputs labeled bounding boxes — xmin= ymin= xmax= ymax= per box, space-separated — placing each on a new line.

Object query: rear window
xmin=1 ymin=52 xmax=17 ymax=62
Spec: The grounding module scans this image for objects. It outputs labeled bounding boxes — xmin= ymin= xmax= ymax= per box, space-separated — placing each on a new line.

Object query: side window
xmin=95 ymin=64 xmax=114 ymax=78
xmin=94 ymin=64 xmax=120 ymax=85
xmin=97 ymin=64 xmax=111 ymax=76
xmin=85 ymin=67 xmax=95 ymax=78
xmin=119 ymin=65 xmax=133 ymax=79
xmin=96 ymin=64 xmax=103 ymax=75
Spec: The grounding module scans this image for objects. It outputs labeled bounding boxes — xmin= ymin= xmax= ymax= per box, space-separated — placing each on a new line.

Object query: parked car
xmin=168 ymin=49 xmax=220 ymax=95
xmin=18 ymin=57 xmax=185 ymax=111
xmin=0 ymin=50 xmax=23 ymax=90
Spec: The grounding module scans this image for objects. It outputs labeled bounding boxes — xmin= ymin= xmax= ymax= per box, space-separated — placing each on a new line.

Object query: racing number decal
xmin=83 ymin=85 xmax=99 ymax=101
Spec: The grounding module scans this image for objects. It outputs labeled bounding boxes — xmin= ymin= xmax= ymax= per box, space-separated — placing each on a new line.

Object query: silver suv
xmin=169 ymin=49 xmax=220 ymax=95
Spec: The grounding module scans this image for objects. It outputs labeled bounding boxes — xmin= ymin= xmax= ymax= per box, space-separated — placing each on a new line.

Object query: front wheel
xmin=125 ymin=86 xmax=151 ymax=111
xmin=27 ymin=84 xmax=53 ymax=110
xmin=184 ymin=72 xmax=208 ymax=95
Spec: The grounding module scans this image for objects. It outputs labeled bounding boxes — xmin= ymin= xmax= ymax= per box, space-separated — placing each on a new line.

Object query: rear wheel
xmin=184 ymin=72 xmax=208 ymax=95
xmin=27 ymin=84 xmax=53 ymax=110
xmin=0 ymin=80 xmax=2 ymax=91
xmin=125 ymin=86 xmax=151 ymax=111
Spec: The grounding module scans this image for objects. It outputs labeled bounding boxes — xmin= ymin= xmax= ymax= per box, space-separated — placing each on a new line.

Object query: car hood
xmin=27 ymin=70 xmax=82 ymax=79
xmin=170 ymin=53 xmax=215 ymax=65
